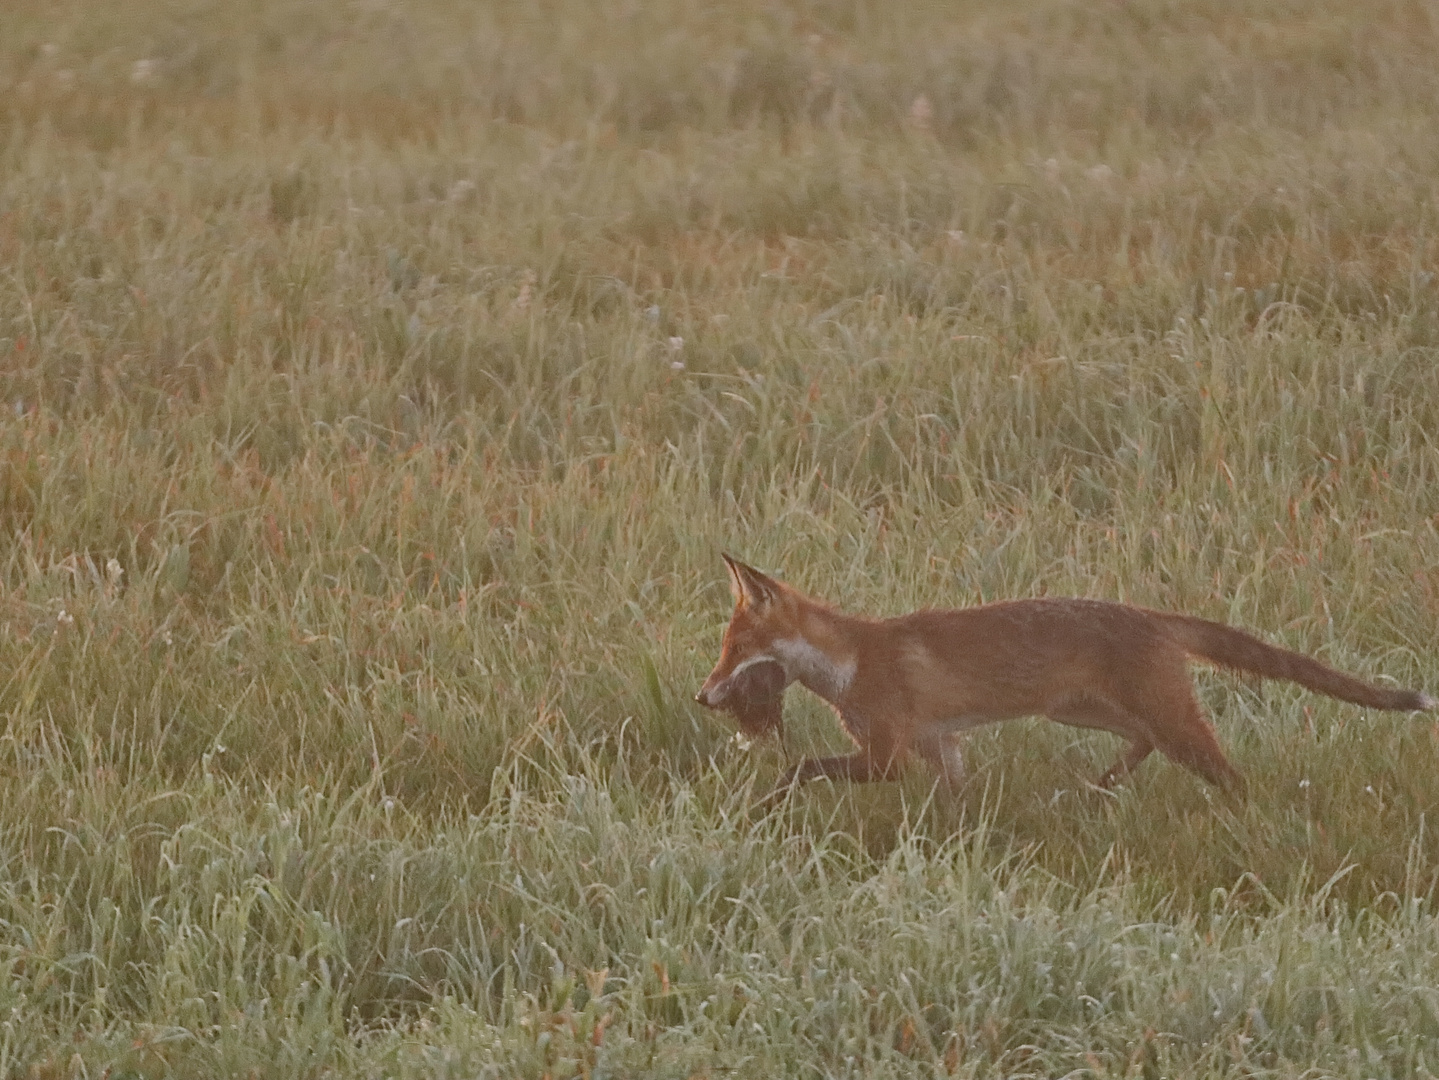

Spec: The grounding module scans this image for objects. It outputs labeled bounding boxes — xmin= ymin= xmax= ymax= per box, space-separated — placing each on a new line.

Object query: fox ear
xmin=722 ymin=554 xmax=780 ymax=608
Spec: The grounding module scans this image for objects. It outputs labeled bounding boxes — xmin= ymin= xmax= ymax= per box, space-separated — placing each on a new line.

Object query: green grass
xmin=3 ymin=0 xmax=1439 ymax=1075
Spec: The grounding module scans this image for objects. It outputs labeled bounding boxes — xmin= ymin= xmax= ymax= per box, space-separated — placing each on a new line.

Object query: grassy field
xmin=4 ymin=0 xmax=1439 ymax=1075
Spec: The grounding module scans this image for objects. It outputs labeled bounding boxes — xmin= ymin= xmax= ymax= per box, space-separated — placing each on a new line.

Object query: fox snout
xmin=695 ymin=664 xmax=739 ymax=709
xmin=695 ymin=671 xmax=747 ymax=709
xmin=694 ymin=668 xmax=743 ymax=710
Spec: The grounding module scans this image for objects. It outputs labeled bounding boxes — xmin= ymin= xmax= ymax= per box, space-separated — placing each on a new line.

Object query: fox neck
xmin=767 ymin=599 xmax=860 ymax=705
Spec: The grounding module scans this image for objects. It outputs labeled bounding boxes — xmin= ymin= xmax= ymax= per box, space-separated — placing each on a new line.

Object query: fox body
xmin=696 ymin=556 xmax=1434 ymax=797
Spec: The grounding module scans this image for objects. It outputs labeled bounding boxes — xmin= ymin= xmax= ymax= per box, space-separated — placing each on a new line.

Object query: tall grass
xmin=3 ymin=0 xmax=1439 ymax=1074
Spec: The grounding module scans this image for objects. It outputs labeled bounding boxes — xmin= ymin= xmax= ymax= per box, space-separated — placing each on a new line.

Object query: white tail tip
xmin=1420 ymin=693 xmax=1437 ymax=711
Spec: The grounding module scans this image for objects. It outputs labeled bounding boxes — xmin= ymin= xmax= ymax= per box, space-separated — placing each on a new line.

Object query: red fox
xmin=695 ymin=555 xmax=1434 ymax=798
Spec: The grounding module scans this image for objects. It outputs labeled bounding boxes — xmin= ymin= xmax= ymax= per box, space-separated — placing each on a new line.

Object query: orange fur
xmin=696 ymin=556 xmax=1433 ymax=799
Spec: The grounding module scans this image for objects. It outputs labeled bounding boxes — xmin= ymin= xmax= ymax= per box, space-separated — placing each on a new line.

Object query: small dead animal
xmin=698 ymin=658 xmax=787 ymax=736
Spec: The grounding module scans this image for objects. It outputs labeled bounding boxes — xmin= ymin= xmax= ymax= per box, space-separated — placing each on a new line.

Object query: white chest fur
xmin=772 ymin=637 xmax=855 ymax=701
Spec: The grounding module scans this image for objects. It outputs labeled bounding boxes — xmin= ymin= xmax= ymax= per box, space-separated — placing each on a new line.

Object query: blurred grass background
xmin=3 ymin=0 xmax=1439 ymax=1075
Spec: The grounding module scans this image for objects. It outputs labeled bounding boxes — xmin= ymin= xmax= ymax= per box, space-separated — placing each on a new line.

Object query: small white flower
xmin=56 ymin=609 xmax=75 ymax=628
xmin=670 ymin=361 xmax=685 ymax=371
xmin=1365 ymin=785 xmax=1376 ymax=796
xmin=1299 ymin=778 xmax=1311 ymax=789
xmin=666 ymin=336 xmax=684 ymax=352
xmin=383 ymin=797 xmax=396 ymax=813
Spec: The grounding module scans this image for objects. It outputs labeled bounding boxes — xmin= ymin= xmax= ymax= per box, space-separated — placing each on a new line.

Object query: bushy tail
xmin=1159 ymin=613 xmax=1434 ymax=712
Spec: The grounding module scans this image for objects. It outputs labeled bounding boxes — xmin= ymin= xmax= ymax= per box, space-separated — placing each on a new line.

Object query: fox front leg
xmin=914 ymin=731 xmax=966 ymax=791
xmin=760 ymin=742 xmax=906 ymax=808
xmin=758 ymin=755 xmax=870 ymax=810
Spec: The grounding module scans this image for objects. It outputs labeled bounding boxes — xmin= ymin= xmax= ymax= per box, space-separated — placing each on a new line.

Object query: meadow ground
xmin=4 ymin=0 xmax=1439 ymax=1075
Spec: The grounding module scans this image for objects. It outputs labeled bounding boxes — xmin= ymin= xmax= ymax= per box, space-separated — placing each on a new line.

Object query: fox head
xmin=694 ymin=555 xmax=797 ymax=730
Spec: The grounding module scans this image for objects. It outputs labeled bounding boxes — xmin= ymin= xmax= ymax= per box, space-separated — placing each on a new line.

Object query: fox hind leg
xmin=1120 ymin=673 xmax=1245 ymax=794
xmin=1118 ymin=680 xmax=1245 ymax=795
xmin=1096 ymin=740 xmax=1154 ymax=789
xmin=1046 ymin=693 xmax=1156 ymax=789
xmin=1048 ymin=674 xmax=1245 ymax=795
xmin=1150 ymin=700 xmax=1244 ymax=795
